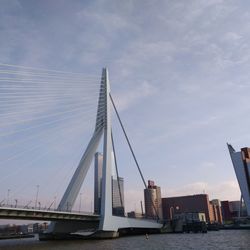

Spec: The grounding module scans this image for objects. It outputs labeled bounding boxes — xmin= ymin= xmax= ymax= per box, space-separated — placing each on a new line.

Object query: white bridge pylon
xmin=49 ymin=68 xmax=162 ymax=236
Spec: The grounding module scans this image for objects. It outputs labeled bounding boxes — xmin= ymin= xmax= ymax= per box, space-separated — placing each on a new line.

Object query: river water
xmin=0 ymin=230 xmax=249 ymax=250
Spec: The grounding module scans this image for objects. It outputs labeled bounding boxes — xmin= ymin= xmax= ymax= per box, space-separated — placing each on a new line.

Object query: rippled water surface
xmin=0 ymin=230 xmax=249 ymax=250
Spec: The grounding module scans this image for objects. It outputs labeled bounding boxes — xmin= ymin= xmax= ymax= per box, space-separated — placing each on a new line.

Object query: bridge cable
xmin=111 ymin=130 xmax=123 ymax=209
xmin=109 ymin=93 xmax=160 ymax=221
xmin=7 ymin=121 xmax=104 ymax=207
xmin=109 ymin=94 xmax=147 ymax=187
xmin=1 ymin=112 xmax=105 ymax=208
xmin=0 ymin=62 xmax=100 ymax=77
xmin=0 ymin=106 xmax=104 ymax=138
xmin=0 ymin=111 xmax=104 ymax=177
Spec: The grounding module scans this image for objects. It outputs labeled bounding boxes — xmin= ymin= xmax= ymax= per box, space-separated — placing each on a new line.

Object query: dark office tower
xmin=144 ymin=180 xmax=163 ymax=220
xmin=112 ymin=176 xmax=125 ymax=216
xmin=94 ymin=152 xmax=103 ymax=214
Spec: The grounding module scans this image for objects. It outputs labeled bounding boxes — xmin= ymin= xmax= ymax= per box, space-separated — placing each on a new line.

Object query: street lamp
xmin=79 ymin=193 xmax=82 ymax=213
xmin=0 ymin=199 xmax=5 ymax=206
xmin=66 ymin=202 xmax=70 ymax=211
xmin=54 ymin=196 xmax=57 ymax=210
xmin=35 ymin=185 xmax=40 ymax=209
xmin=7 ymin=189 xmax=10 ymax=206
xmin=14 ymin=199 xmax=18 ymax=208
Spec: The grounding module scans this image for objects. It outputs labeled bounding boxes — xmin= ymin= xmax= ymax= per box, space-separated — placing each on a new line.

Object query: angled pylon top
xmin=55 ymin=68 xmax=109 ymax=212
xmin=95 ymin=68 xmax=106 ymax=132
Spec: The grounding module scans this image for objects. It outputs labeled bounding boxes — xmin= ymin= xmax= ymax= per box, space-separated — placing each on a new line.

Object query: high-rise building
xmin=112 ymin=176 xmax=125 ymax=216
xmin=94 ymin=152 xmax=103 ymax=214
xmin=94 ymin=152 xmax=125 ymax=216
xmin=221 ymin=200 xmax=233 ymax=222
xmin=228 ymin=145 xmax=250 ymax=216
xmin=144 ymin=180 xmax=163 ymax=220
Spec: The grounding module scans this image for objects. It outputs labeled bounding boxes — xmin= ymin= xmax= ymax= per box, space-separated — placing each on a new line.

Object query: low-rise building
xmin=174 ymin=212 xmax=206 ymax=223
xmin=162 ymin=194 xmax=222 ymax=224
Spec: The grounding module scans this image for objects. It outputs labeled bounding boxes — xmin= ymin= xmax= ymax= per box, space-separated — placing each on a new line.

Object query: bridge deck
xmin=0 ymin=207 xmax=100 ymax=222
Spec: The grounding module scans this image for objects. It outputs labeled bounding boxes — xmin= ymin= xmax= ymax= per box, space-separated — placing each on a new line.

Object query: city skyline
xmin=2 ymin=1 xmax=250 ymax=213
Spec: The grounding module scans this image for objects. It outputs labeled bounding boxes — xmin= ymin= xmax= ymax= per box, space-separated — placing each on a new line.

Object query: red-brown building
xmin=162 ymin=194 xmax=222 ymax=224
xmin=210 ymin=199 xmax=223 ymax=224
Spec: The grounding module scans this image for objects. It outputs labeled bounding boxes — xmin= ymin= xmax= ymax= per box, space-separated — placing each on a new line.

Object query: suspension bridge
xmin=0 ymin=64 xmax=163 ymax=239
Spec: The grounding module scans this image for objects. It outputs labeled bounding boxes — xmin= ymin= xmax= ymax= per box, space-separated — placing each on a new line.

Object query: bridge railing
xmin=0 ymin=203 xmax=95 ymax=215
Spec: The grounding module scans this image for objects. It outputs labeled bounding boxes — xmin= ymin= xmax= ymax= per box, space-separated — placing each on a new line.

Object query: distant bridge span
xmin=0 ymin=206 xmax=163 ymax=238
xmin=0 ymin=207 xmax=99 ymax=222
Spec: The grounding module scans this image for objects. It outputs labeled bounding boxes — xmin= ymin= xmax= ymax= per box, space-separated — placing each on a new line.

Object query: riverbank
xmin=221 ymin=224 xmax=250 ymax=230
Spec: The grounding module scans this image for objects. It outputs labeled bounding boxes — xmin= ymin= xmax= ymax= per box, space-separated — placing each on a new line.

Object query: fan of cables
xmin=0 ymin=63 xmax=103 ymax=209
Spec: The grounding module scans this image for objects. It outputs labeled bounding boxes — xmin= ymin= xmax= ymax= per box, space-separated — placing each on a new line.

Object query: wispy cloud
xmin=162 ymin=180 xmax=240 ymax=201
xmin=114 ymin=80 xmax=157 ymax=111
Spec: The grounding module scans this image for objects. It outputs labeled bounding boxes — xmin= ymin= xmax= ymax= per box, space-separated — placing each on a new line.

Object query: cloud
xmin=113 ymin=80 xmax=157 ymax=111
xmin=200 ymin=161 xmax=217 ymax=171
xmin=147 ymin=114 xmax=219 ymax=145
xmin=223 ymin=32 xmax=242 ymax=42
xmin=162 ymin=180 xmax=241 ymax=201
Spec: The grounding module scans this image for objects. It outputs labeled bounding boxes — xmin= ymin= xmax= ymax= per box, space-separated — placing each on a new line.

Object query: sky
xmin=0 ymin=0 xmax=250 ymax=216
